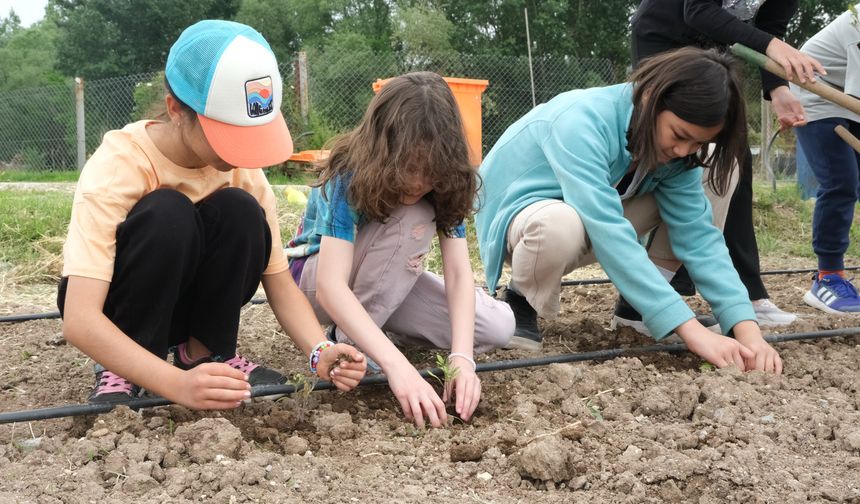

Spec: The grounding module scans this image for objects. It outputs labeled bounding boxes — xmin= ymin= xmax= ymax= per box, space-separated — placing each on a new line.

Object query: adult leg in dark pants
xmin=667 ymin=146 xmax=796 ymax=326
xmin=723 ymin=147 xmax=767 ymax=300
xmin=58 ymin=188 xmax=277 ymax=401
xmin=796 ymin=118 xmax=860 ymax=313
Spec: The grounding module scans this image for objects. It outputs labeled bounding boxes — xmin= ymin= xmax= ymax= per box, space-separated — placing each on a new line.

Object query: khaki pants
xmin=506 ymin=170 xmax=738 ymax=318
xmin=299 ymin=199 xmax=515 ymax=354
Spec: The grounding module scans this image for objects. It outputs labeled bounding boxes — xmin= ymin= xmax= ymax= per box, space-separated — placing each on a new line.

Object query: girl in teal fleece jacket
xmin=476 ymin=47 xmax=782 ymax=373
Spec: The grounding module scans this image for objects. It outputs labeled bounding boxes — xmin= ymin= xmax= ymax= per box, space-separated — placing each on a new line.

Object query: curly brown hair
xmin=628 ymin=47 xmax=748 ymax=196
xmin=314 ymin=71 xmax=478 ymax=229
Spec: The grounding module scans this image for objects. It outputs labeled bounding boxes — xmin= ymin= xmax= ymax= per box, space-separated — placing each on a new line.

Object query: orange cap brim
xmin=198 ymin=111 xmax=294 ymax=169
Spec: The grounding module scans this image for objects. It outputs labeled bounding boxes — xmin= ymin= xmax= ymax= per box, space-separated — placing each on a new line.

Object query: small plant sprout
xmin=427 ymin=353 xmax=460 ymax=405
xmin=288 ymin=373 xmax=318 ymax=422
xmin=585 ymin=398 xmax=603 ymax=421
xmin=699 ymin=362 xmax=716 ymax=372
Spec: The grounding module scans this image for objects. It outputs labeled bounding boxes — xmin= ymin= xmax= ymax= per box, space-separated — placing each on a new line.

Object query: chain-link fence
xmin=0 ymin=50 xmax=773 ymax=174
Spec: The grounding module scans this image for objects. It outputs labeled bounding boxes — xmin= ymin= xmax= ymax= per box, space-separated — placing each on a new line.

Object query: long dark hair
xmin=628 ymin=47 xmax=747 ymax=196
xmin=314 ymin=71 xmax=477 ymax=228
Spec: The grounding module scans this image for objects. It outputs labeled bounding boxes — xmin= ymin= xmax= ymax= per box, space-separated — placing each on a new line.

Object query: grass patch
xmin=0 ymin=168 xmax=316 ymax=186
xmin=3 ymin=181 xmax=857 ymax=287
xmin=752 ymin=181 xmax=860 ymax=259
xmin=264 ymin=169 xmax=316 ymax=186
xmin=0 ymin=190 xmax=72 ymax=284
xmin=0 ymin=170 xmax=80 ymax=183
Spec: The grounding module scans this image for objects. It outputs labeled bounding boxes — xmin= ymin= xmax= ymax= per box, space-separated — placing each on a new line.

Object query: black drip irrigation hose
xmin=2 ymin=326 xmax=858 ymax=425
xmin=559 ymin=265 xmax=860 ymax=287
xmin=3 ymin=266 xmax=859 ymax=324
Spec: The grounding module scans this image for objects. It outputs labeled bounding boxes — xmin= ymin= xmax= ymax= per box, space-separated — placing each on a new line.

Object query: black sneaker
xmin=610 ymin=296 xmax=720 ymax=340
xmin=172 ymin=342 xmax=287 ymax=387
xmin=669 ymin=266 xmax=696 ymax=296
xmin=89 ymin=364 xmax=141 ymax=404
xmin=499 ymin=287 xmax=542 ymax=351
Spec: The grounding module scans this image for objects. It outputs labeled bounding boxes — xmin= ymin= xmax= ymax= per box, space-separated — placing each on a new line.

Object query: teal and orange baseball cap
xmin=165 ymin=20 xmax=293 ymax=168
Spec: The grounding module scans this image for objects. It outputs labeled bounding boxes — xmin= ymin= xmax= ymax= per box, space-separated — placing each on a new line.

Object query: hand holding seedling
xmin=315 ymin=343 xmax=367 ymax=391
xmin=173 ymin=362 xmax=250 ymax=410
xmin=445 ymin=355 xmax=481 ymax=422
xmin=733 ymin=321 xmax=783 ymax=374
xmin=676 ymin=318 xmax=754 ymax=371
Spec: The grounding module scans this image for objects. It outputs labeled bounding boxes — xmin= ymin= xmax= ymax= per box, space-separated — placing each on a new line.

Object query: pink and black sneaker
xmin=89 ymin=364 xmax=140 ymax=403
xmin=172 ymin=342 xmax=287 ymax=387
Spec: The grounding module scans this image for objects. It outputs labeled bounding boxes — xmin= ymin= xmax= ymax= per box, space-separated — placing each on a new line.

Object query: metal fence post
xmin=295 ymin=51 xmax=309 ymax=126
xmin=760 ymin=96 xmax=776 ymax=190
xmin=75 ymin=77 xmax=86 ymax=170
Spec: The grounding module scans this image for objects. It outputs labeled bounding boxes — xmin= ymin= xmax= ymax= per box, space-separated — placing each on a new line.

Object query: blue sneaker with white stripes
xmin=803 ymin=273 xmax=860 ymax=314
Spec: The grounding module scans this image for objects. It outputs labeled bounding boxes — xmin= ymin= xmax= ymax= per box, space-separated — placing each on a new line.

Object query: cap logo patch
xmin=245 ymin=76 xmax=274 ymax=118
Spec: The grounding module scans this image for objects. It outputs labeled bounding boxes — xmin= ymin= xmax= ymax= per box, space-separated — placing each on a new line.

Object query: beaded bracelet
xmin=448 ymin=352 xmax=477 ymax=371
xmin=309 ymin=340 xmax=335 ymax=374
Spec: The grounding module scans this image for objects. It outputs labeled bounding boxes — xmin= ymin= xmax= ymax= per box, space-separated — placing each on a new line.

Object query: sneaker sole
xmin=503 ymin=335 xmax=542 ymax=352
xmin=803 ymin=290 xmax=860 ymax=315
xmin=756 ymin=316 xmax=797 ymax=327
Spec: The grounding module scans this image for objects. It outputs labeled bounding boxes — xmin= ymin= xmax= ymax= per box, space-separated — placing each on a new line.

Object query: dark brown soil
xmin=1 ymin=258 xmax=859 ymax=503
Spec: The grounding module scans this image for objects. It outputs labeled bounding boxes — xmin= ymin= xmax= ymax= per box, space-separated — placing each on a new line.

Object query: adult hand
xmin=445 ymin=356 xmax=481 ymax=421
xmin=676 ymin=319 xmax=753 ymax=371
xmin=770 ymin=86 xmax=807 ymax=129
xmin=316 ymin=343 xmax=367 ymax=391
xmin=765 ymin=38 xmax=825 ymax=84
xmin=173 ymin=362 xmax=250 ymax=410
xmin=386 ymin=362 xmax=447 ymax=428
xmin=733 ymin=321 xmax=783 ymax=374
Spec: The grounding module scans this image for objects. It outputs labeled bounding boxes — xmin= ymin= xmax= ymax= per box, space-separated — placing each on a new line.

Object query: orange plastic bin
xmin=372 ymin=77 xmax=489 ymax=167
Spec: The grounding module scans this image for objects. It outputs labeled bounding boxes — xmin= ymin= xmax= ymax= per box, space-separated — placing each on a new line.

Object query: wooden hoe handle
xmin=730 ymin=43 xmax=860 ymax=117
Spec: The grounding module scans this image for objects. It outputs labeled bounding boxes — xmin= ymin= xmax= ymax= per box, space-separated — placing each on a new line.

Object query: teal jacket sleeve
xmin=537 ymin=110 xmax=696 ymax=339
xmin=652 ymin=168 xmax=757 ymax=333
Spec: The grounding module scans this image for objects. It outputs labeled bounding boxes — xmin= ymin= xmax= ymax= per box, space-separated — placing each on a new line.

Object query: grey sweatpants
xmin=298 ymin=199 xmax=514 ymax=354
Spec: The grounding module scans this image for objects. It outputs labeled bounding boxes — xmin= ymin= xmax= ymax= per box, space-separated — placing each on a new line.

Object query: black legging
xmin=58 ymin=187 xmax=272 ymax=360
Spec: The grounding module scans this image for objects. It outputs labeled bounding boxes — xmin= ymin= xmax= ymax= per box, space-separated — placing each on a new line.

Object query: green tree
xmin=0 ymin=20 xmax=64 ymax=91
xmin=392 ymin=2 xmax=457 ymax=69
xmin=0 ymin=8 xmax=22 ymax=40
xmin=328 ymin=0 xmax=394 ymax=53
xmin=235 ymin=0 xmax=334 ymax=62
xmin=48 ymin=0 xmax=241 ymax=79
xmin=438 ymin=0 xmax=636 ymax=62
xmin=785 ymin=0 xmax=852 ymax=48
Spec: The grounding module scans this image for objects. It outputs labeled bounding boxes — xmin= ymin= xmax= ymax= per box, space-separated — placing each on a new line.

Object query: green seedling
xmin=699 ymin=362 xmax=716 ymax=373
xmin=427 ymin=353 xmax=460 ymax=406
xmin=585 ymin=399 xmax=603 ymax=421
xmin=20 ymin=351 xmax=32 ymax=361
xmin=288 ymin=373 xmax=318 ymax=422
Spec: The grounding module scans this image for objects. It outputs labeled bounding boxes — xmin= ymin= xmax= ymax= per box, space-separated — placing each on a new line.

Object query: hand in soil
xmin=677 ymin=319 xmax=753 ymax=371
xmin=734 ymin=321 xmax=784 ymax=374
xmin=387 ymin=362 xmax=447 ymax=428
xmin=445 ymin=363 xmax=481 ymax=422
xmin=316 ymin=343 xmax=367 ymax=391
xmin=174 ymin=362 xmax=251 ymax=409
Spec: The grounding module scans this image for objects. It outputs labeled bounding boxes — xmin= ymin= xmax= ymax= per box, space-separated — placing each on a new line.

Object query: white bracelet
xmin=448 ymin=352 xmax=476 ymax=371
